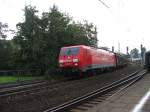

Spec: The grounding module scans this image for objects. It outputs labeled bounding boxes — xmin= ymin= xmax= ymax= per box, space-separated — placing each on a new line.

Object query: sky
xmin=0 ymin=0 xmax=150 ymax=53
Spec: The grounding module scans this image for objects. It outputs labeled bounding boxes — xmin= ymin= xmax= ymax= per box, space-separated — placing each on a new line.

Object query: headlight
xmin=73 ymin=58 xmax=78 ymax=62
xmin=59 ymin=63 xmax=63 ymax=67
xmin=74 ymin=63 xmax=78 ymax=66
xmin=59 ymin=60 xmax=64 ymax=63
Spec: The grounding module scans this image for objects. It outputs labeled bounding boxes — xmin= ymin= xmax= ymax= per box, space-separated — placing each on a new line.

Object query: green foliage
xmin=0 ymin=22 xmax=8 ymax=39
xmin=130 ymin=48 xmax=139 ymax=58
xmin=0 ymin=22 xmax=14 ymax=70
xmin=0 ymin=40 xmax=12 ymax=69
xmin=11 ymin=5 xmax=98 ymax=75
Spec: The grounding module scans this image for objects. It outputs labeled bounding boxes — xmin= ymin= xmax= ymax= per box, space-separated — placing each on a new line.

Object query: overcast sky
xmin=0 ymin=0 xmax=150 ymax=53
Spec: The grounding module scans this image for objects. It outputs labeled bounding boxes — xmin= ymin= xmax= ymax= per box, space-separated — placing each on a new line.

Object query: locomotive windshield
xmin=60 ymin=47 xmax=79 ymax=56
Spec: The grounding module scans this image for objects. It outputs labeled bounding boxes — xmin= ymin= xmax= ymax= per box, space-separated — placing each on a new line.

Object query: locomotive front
xmin=58 ymin=46 xmax=82 ymax=74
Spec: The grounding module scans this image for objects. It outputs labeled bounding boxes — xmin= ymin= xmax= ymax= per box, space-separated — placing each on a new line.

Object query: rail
xmin=0 ymin=80 xmax=47 ymax=97
xmin=43 ymin=69 xmax=147 ymax=112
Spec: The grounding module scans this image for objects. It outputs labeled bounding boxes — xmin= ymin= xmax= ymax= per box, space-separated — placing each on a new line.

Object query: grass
xmin=0 ymin=76 xmax=44 ymax=84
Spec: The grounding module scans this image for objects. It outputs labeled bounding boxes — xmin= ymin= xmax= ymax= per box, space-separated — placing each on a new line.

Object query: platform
xmin=87 ymin=72 xmax=150 ymax=112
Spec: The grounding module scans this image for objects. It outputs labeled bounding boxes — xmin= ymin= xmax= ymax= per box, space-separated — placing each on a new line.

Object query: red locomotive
xmin=58 ymin=45 xmax=127 ymax=77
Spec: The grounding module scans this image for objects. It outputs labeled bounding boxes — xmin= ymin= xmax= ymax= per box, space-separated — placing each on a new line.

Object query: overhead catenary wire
xmin=98 ymin=0 xmax=110 ymax=8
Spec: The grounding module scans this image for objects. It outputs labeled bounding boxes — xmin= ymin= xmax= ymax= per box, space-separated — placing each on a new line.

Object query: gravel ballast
xmin=0 ymin=64 xmax=141 ymax=112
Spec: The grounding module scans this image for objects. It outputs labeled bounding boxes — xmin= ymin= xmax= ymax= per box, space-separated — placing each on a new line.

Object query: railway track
xmin=0 ymin=79 xmax=46 ymax=89
xmin=43 ymin=69 xmax=147 ymax=112
xmin=0 ymin=80 xmax=48 ymax=97
xmin=0 ymin=78 xmax=74 ymax=98
xmin=0 ymin=66 xmax=140 ymax=99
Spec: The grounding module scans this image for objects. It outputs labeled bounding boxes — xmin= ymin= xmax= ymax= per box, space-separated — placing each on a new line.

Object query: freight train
xmin=144 ymin=51 xmax=150 ymax=70
xmin=58 ymin=45 xmax=128 ymax=77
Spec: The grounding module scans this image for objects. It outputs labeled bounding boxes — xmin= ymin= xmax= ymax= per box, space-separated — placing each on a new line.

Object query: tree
xmin=83 ymin=20 xmax=98 ymax=47
xmin=13 ymin=5 xmax=40 ymax=70
xmin=13 ymin=5 xmax=98 ymax=74
xmin=0 ymin=22 xmax=8 ymax=39
xmin=0 ymin=22 xmax=14 ymax=70
xmin=130 ymin=48 xmax=139 ymax=58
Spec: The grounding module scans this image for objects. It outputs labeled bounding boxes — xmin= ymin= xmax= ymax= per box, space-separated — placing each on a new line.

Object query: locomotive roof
xmin=61 ymin=45 xmax=86 ymax=48
xmin=61 ymin=45 xmax=114 ymax=54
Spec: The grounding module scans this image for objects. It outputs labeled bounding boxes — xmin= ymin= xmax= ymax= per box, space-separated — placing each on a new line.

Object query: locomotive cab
xmin=59 ymin=46 xmax=82 ymax=73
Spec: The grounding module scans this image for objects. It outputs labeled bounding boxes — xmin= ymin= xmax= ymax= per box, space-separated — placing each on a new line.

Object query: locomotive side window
xmin=60 ymin=47 xmax=79 ymax=56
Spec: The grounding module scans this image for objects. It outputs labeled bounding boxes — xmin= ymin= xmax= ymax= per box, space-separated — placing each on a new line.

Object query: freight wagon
xmin=144 ymin=51 xmax=150 ymax=70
